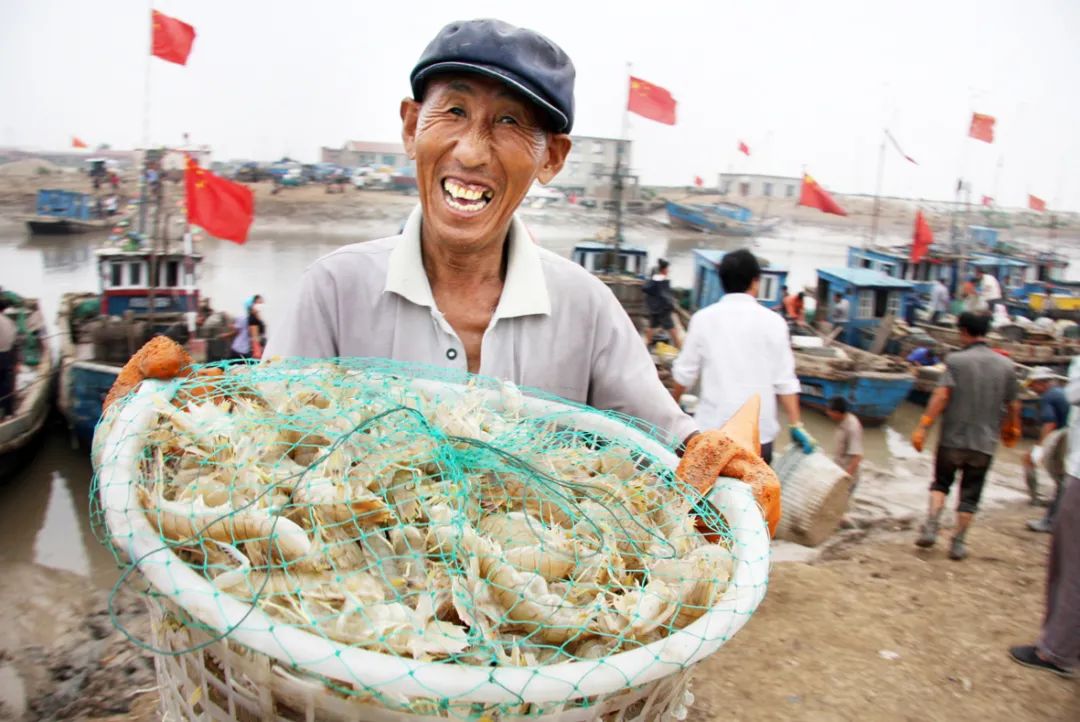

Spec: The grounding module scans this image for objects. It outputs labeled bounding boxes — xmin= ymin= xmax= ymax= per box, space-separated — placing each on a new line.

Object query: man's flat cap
xmin=410 ymin=19 xmax=575 ymax=133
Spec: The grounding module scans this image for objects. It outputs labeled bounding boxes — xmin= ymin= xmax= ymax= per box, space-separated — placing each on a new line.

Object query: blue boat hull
xmin=797 ymin=373 xmax=915 ymax=425
xmin=61 ymin=360 xmax=119 ymax=447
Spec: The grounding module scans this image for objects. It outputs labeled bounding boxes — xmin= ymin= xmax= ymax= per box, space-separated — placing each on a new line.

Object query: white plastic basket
xmin=96 ymin=377 xmax=771 ymax=721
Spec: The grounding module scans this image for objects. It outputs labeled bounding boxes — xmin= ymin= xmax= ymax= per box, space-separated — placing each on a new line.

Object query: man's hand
xmin=789 ymin=423 xmax=816 ymax=454
xmin=911 ymin=414 xmax=934 ymax=453
xmin=911 ymin=425 xmax=927 ymax=452
xmin=1001 ymin=418 xmax=1022 ymax=448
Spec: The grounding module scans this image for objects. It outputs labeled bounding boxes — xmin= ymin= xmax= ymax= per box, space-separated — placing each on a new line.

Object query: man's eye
xmin=449 ymin=107 xmax=466 ymax=117
xmin=497 ymin=115 xmax=519 ymax=125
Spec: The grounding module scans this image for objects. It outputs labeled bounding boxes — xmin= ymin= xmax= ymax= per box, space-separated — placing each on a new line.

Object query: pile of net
xmin=92 ymin=358 xmax=747 ymax=717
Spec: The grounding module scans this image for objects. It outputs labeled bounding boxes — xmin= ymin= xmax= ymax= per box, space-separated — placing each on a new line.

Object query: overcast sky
xmin=3 ymin=0 xmax=1079 ymax=210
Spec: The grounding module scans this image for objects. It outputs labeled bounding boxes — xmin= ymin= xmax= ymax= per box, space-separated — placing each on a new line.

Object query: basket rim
xmin=96 ymin=373 xmax=770 ymax=704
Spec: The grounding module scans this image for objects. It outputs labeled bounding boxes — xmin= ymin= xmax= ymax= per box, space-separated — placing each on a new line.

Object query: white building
xmin=552 ymin=135 xmax=638 ymax=201
xmin=718 ymin=173 xmax=801 ymax=200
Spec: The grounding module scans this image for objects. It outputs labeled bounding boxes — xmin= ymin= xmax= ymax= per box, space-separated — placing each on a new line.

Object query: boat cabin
xmin=967 ymin=253 xmax=1029 ymax=297
xmin=691 ymin=249 xmax=787 ymax=311
xmin=35 ymin=189 xmax=100 ymax=221
xmin=816 ymin=267 xmax=915 ymax=348
xmin=846 ymin=246 xmax=964 ymax=296
xmin=571 ymin=241 xmax=649 ymax=276
xmin=967 ymin=225 xmax=1001 ymax=250
xmin=96 ymin=248 xmax=202 ymax=318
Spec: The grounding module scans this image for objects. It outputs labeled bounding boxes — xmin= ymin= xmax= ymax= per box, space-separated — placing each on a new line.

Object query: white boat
xmin=0 ymin=297 xmax=55 ymax=476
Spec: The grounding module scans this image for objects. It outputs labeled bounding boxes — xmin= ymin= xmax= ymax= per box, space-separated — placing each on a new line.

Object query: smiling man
xmin=266 ymin=19 xmax=696 ymax=446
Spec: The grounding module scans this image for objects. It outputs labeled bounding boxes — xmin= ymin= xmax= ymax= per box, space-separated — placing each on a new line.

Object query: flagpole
xmin=869 ymin=129 xmax=886 ymax=248
xmin=138 ymin=3 xmax=153 ymax=239
xmin=610 ymin=61 xmax=631 ymax=272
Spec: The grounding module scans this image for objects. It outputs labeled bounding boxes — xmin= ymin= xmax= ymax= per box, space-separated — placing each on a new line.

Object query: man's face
xmin=400 ymin=75 xmax=570 ymax=252
xmin=1031 ymin=379 xmax=1050 ymax=395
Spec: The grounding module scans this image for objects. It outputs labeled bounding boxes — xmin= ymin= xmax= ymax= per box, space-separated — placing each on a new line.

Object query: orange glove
xmin=911 ymin=415 xmax=933 ymax=453
xmin=102 ymin=336 xmax=223 ymax=412
xmin=675 ymin=396 xmax=781 ymax=537
xmin=1001 ymin=418 xmax=1022 ymax=448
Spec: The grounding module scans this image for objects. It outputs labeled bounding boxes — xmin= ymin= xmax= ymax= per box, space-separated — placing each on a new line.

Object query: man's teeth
xmin=443 ymin=180 xmax=493 ymax=202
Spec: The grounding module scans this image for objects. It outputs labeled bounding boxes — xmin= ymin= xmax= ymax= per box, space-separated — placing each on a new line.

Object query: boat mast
xmin=869 ymin=128 xmax=886 ymax=248
xmin=609 ymin=62 xmax=632 ymax=273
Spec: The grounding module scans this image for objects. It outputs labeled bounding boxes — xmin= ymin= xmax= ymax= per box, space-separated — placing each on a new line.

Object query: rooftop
xmin=818 ymin=267 xmax=914 ymax=288
xmin=693 ymin=248 xmax=788 ymax=272
xmin=343 ymin=141 xmax=407 ymax=154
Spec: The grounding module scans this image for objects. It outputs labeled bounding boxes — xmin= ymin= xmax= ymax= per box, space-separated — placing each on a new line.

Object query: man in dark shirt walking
xmin=911 ymin=312 xmax=1021 ymax=560
xmin=1025 ymin=366 xmax=1070 ymax=531
xmin=643 ymin=259 xmax=683 ymax=348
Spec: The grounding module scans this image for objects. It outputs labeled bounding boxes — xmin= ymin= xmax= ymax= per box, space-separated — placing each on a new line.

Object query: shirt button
xmin=446 ymin=348 xmax=458 ymax=360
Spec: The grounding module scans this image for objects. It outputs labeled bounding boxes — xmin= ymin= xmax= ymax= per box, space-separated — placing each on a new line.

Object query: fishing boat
xmin=690 ymin=249 xmax=787 ymax=311
xmin=893 ymin=320 xmax=1078 ymax=372
xmin=55 ymin=243 xmax=237 ymax=447
xmin=0 ymin=294 xmax=55 ymax=476
xmin=789 ymin=329 xmax=914 ymax=425
xmin=21 ymin=189 xmax=112 ymax=234
xmin=665 ymin=200 xmax=779 ymax=236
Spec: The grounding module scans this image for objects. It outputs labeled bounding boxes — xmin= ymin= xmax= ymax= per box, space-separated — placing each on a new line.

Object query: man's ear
xmin=400 ymin=98 xmax=421 ymax=159
xmin=536 ymin=133 xmax=571 ymax=184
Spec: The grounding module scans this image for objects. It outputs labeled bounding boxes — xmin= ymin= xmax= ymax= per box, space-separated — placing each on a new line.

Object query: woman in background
xmin=230 ymin=295 xmax=266 ymax=360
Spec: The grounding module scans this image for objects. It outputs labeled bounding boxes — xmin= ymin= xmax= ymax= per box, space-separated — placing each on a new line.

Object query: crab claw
xmin=675 ymin=395 xmax=781 ymax=537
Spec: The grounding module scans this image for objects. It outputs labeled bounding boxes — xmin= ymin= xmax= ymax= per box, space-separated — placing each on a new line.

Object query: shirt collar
xmin=384 ymin=205 xmax=551 ymax=319
xmin=720 ymin=292 xmax=758 ymax=304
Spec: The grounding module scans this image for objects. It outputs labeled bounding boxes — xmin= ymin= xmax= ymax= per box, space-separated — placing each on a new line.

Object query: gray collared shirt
xmin=938 ymin=342 xmax=1019 ymax=456
xmin=265 ymin=206 xmax=697 ymax=446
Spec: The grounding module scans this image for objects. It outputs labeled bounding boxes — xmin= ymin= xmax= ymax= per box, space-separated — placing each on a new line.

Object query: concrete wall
xmin=718 ymin=173 xmax=801 ymax=200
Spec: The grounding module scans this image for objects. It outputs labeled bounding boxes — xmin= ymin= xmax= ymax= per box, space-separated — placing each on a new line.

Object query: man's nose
xmin=453 ymin=120 xmax=493 ymax=168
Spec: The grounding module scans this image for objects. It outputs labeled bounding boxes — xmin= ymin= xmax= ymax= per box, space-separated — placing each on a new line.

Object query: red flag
xmin=71 ymin=136 xmax=88 ymax=149
xmin=693 ymin=175 xmax=704 ymax=187
xmin=981 ymin=195 xmax=994 ymax=207
xmin=185 ymin=158 xmax=254 ymax=244
xmin=151 ymin=9 xmax=196 ymax=66
xmin=798 ymin=174 xmax=847 ymax=216
xmin=738 ymin=141 xmax=750 ymax=156
xmin=1029 ymin=194 xmax=1047 ymax=212
xmin=627 ymin=76 xmax=676 ymax=125
xmin=911 ymin=209 xmax=934 ymax=264
xmin=969 ymin=112 xmax=995 ymax=143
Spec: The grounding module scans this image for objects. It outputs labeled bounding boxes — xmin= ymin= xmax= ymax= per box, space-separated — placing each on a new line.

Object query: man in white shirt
xmin=671 ymin=249 xmax=808 ymax=463
xmin=975 ymin=267 xmax=1002 ymax=306
xmin=831 ymin=293 xmax=851 ymax=325
xmin=930 ymin=278 xmax=950 ymax=324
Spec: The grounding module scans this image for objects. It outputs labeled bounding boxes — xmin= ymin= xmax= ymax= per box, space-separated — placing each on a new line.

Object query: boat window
xmin=861 ymin=258 xmax=872 ymax=269
xmin=858 ymin=290 xmax=874 ymax=319
xmin=110 ymin=262 xmax=123 ymax=287
xmin=128 ymin=262 xmax=142 ymax=286
xmin=887 ymin=292 xmax=902 ymax=317
xmin=880 ymin=263 xmax=894 ymax=276
xmin=164 ymin=260 xmax=180 ymax=287
xmin=758 ymin=275 xmax=777 ymax=302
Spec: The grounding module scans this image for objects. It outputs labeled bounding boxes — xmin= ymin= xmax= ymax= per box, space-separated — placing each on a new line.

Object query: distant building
xmin=321 ymin=141 xmax=412 ymax=170
xmin=718 ymin=173 xmax=801 ymax=200
xmin=552 ymin=135 xmax=638 ymax=201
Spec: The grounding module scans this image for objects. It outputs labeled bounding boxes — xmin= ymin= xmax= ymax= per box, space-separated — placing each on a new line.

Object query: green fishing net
xmin=91 ymin=358 xmax=767 ymax=720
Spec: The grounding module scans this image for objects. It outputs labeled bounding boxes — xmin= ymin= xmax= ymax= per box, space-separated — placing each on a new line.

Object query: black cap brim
xmin=411 ymin=61 xmax=570 ymax=133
